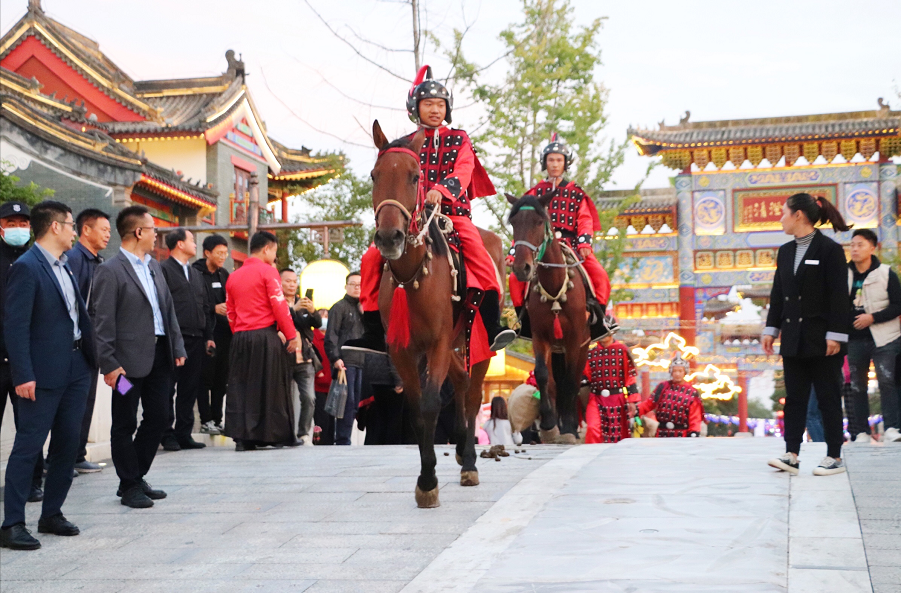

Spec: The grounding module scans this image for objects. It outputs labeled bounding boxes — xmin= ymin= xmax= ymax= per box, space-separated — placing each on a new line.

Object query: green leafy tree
xmin=0 ymin=164 xmax=54 ymax=205
xmin=283 ymin=168 xmax=372 ymax=270
xmin=470 ymin=0 xmax=627 ymax=237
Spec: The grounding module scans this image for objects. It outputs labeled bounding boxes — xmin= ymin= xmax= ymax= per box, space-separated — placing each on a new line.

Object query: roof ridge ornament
xmin=225 ymin=50 xmax=245 ymax=80
xmin=877 ymin=97 xmax=890 ymax=118
xmin=28 ymin=0 xmax=43 ymax=14
xmin=678 ymin=110 xmax=691 ymax=126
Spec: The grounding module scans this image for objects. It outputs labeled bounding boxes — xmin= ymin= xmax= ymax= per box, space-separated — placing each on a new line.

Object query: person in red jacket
xmin=224 ymin=231 xmax=299 ymax=450
xmin=345 ymin=66 xmax=516 ymax=356
xmin=584 ymin=317 xmax=639 ymax=443
xmin=509 ymin=135 xmax=611 ymax=322
xmin=311 ymin=314 xmax=334 ymax=445
xmin=639 ymin=355 xmax=705 ymax=438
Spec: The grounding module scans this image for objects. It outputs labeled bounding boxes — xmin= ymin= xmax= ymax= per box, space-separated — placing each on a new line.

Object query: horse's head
xmin=371 ymin=120 xmax=426 ymax=260
xmin=506 ymin=190 xmax=556 ymax=282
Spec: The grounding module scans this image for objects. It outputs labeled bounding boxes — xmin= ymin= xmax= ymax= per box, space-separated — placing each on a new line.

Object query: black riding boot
xmin=480 ymin=291 xmax=517 ymax=351
xmin=341 ymin=311 xmax=387 ymax=355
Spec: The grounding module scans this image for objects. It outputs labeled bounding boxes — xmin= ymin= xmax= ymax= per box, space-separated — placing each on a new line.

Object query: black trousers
xmin=76 ymin=369 xmax=99 ymax=462
xmin=3 ymin=349 xmax=90 ymax=527
xmin=313 ymin=390 xmax=335 ymax=446
xmin=199 ymin=334 xmax=229 ymax=425
xmin=783 ymin=355 xmax=844 ymax=459
xmin=110 ymin=338 xmax=172 ymax=491
xmin=1 ymin=362 xmax=44 ymax=486
xmin=166 ymin=335 xmax=205 ymax=442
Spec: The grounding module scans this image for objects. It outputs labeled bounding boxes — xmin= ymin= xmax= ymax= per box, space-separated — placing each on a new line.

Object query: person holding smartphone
xmin=279 ymin=269 xmax=322 ymax=445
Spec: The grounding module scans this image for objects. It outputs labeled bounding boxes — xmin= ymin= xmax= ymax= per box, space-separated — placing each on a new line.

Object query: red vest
xmin=652 ymin=382 xmax=700 ymax=438
xmin=526 ymin=179 xmax=592 ymax=235
xmin=596 ymin=390 xmax=629 ymax=443
xmin=587 ymin=342 xmax=635 ymax=393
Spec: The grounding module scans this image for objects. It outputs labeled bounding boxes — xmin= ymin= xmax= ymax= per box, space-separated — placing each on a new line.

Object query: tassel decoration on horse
xmin=551 ymin=301 xmax=564 ymax=340
xmin=387 ymin=285 xmax=412 ymax=348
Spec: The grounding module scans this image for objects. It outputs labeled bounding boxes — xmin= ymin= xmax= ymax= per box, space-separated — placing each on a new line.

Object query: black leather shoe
xmin=177 ymin=438 xmax=206 ymax=449
xmin=37 ymin=514 xmax=79 ymax=536
xmin=160 ymin=436 xmax=181 ymax=451
xmin=0 ymin=524 xmax=41 ymax=550
xmin=116 ymin=480 xmax=166 ymax=500
xmin=120 ymin=485 xmax=154 ymax=508
xmin=235 ymin=441 xmax=256 ymax=452
xmin=139 ymin=480 xmax=167 ymax=500
xmin=27 ymin=484 xmax=44 ymax=503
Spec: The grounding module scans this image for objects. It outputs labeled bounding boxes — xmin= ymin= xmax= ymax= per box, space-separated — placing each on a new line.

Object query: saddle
xmin=517 ymin=244 xmax=608 ymax=342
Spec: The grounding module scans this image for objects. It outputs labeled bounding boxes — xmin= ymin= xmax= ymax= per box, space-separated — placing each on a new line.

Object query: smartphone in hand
xmin=115 ymin=374 xmax=133 ymax=395
xmin=305 ymin=288 xmax=314 ymax=301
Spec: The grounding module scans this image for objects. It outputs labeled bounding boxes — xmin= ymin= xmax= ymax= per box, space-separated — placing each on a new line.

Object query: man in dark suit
xmin=66 ymin=208 xmax=111 ymax=474
xmin=92 ymin=206 xmax=186 ymax=508
xmin=160 ymin=228 xmax=214 ymax=451
xmin=0 ymin=200 xmax=45 ymax=502
xmin=1 ymin=201 xmax=95 ymax=550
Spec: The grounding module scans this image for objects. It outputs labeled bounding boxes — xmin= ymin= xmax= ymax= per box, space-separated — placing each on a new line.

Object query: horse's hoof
xmin=415 ymin=485 xmax=440 ymax=508
xmin=558 ymin=433 xmax=578 ymax=445
xmin=460 ymin=471 xmax=479 ymax=487
xmin=455 ymin=454 xmax=463 ymax=466
xmin=539 ymin=426 xmax=560 ymax=443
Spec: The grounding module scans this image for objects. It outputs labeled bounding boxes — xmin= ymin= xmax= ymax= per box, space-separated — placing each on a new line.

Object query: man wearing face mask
xmin=0 ymin=201 xmax=45 ymax=503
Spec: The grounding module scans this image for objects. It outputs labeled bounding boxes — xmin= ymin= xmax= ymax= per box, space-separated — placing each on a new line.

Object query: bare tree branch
xmin=301 ymin=0 xmax=410 ymax=82
xmin=259 ymin=67 xmax=374 ymax=149
xmin=345 ymin=25 xmax=413 ymax=54
xmin=287 ymin=55 xmax=405 ymax=112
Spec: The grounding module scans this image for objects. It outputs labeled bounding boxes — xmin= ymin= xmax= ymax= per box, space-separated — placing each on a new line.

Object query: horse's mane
xmin=507 ymin=194 xmax=547 ymax=223
xmin=381 ymin=134 xmax=448 ymax=258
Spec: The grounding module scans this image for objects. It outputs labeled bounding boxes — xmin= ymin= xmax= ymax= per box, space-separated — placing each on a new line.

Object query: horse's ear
xmin=536 ymin=188 xmax=558 ymax=208
xmin=505 ymin=192 xmax=519 ymax=205
xmin=372 ymin=120 xmax=389 ymax=150
xmin=410 ymin=128 xmax=426 ymax=152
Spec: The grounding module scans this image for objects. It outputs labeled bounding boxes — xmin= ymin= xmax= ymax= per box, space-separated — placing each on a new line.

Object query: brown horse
xmin=371 ymin=120 xmax=504 ymax=507
xmin=507 ymin=192 xmax=590 ymax=443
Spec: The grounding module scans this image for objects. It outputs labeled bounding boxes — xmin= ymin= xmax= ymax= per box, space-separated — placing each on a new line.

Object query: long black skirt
xmin=224 ymin=326 xmax=294 ymax=445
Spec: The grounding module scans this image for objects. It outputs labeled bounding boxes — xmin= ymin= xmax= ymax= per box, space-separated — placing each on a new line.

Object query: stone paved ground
xmin=0 ymin=444 xmax=563 ymax=593
xmin=0 ymin=440 xmax=897 ymax=593
xmin=844 ymin=444 xmax=901 ymax=593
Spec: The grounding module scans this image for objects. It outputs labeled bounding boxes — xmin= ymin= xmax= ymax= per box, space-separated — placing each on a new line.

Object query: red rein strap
xmin=374 ymin=147 xmax=425 ymax=235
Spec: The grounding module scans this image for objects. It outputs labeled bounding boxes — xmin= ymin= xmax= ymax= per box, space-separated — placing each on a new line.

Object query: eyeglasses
xmin=346 ymin=283 xmax=362 ymax=288
xmin=137 ymin=226 xmax=157 ymax=233
xmin=57 ymin=221 xmax=77 ymax=229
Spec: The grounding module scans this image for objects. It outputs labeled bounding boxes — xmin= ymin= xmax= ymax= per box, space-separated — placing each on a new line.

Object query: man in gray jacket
xmin=92 ymin=206 xmax=186 ymax=508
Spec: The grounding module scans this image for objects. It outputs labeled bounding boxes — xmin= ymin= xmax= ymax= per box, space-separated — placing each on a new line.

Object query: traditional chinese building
xmin=597 ymin=104 xmax=901 ymax=392
xmin=0 ymin=0 xmax=339 ymax=264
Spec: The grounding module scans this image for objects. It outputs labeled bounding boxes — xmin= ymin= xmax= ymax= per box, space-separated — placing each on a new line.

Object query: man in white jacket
xmin=847 ymin=229 xmax=901 ymax=443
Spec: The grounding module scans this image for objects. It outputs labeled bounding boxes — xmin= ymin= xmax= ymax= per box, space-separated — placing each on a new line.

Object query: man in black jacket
xmin=0 ymin=201 xmax=44 ymax=502
xmin=193 ymin=234 xmax=231 ymax=435
xmin=160 ymin=229 xmax=215 ymax=451
xmin=325 ymin=272 xmax=364 ymax=445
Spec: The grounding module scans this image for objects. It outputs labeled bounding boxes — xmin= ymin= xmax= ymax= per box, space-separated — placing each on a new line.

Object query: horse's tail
xmin=387 ymin=285 xmax=411 ymax=348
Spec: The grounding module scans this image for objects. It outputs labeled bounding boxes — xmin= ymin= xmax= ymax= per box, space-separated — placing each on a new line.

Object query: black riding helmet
xmin=406 ymin=65 xmax=453 ymax=125
xmin=541 ymin=133 xmax=574 ymax=171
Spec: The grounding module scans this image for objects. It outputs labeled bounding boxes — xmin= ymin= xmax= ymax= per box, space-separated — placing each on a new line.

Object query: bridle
xmin=511 ymin=205 xmax=553 ymax=265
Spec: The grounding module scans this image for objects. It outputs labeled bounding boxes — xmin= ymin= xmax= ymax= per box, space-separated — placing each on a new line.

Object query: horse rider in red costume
xmin=638 ymin=354 xmax=705 ymax=438
xmin=584 ymin=316 xmax=640 ymax=443
xmin=344 ymin=66 xmax=517 ymax=355
xmin=509 ymin=135 xmax=611 ymax=323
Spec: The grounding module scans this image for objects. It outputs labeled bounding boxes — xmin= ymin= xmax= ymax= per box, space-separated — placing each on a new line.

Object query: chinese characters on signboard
xmin=733 ymin=185 xmax=837 ymax=232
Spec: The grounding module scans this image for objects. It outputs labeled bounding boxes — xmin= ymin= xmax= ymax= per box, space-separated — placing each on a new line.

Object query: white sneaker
xmin=854 ymin=432 xmax=872 ymax=444
xmin=813 ymin=457 xmax=846 ymax=476
xmin=767 ymin=452 xmax=800 ymax=475
xmin=200 ymin=421 xmax=221 ymax=436
xmin=884 ymin=427 xmax=901 ymax=443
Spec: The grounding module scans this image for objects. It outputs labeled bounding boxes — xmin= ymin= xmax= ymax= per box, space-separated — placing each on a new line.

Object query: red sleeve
xmin=576 ymin=198 xmax=597 ymax=247
xmin=225 ymin=276 xmax=236 ymax=332
xmin=639 ymin=382 xmax=665 ymax=416
xmin=689 ymin=394 xmax=705 ymax=433
xmin=434 ymin=137 xmax=474 ymax=204
xmin=264 ymin=268 xmax=297 ymax=341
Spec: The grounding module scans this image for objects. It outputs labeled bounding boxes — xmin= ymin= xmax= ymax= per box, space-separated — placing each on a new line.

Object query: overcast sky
xmin=3 ymin=0 xmax=899 ymax=195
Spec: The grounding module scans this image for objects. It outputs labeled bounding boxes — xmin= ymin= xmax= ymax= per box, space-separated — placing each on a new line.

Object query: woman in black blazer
xmin=763 ymin=193 xmax=852 ymax=476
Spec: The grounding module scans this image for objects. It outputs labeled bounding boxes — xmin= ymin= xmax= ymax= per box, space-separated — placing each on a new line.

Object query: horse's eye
xmin=411 ymin=174 xmax=420 ymax=184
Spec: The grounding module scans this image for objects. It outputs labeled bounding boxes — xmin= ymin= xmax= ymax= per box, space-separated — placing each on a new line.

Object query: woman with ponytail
xmin=764 ymin=193 xmax=852 ymax=476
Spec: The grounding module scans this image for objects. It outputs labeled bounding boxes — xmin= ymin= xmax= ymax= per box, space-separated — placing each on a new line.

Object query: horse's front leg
xmin=459 ymin=359 xmax=488 ymax=486
xmin=533 ymin=339 xmax=559 ymax=442
xmin=415 ymin=341 xmax=452 ymax=507
xmin=392 ymin=350 xmax=438 ymax=508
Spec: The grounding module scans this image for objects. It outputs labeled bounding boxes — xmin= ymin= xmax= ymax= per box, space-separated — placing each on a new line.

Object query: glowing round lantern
xmin=300 ymin=259 xmax=351 ymax=311
xmin=485 ymin=350 xmax=506 ymax=377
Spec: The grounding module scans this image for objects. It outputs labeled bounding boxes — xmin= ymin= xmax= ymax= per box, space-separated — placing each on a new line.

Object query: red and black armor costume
xmin=584 ymin=337 xmax=638 ymax=443
xmin=639 ymin=381 xmax=705 ymax=438
xmin=509 ymin=136 xmax=610 ymax=309
xmin=354 ymin=65 xmax=514 ymax=358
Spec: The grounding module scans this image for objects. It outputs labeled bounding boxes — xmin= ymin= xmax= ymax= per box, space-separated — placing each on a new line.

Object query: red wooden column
xmin=738 ymin=370 xmax=749 ymax=433
xmin=640 ymin=367 xmax=651 ymax=401
xmin=281 ymin=191 xmax=289 ymax=223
